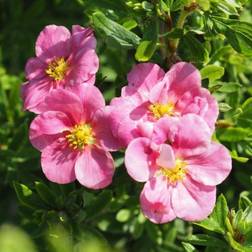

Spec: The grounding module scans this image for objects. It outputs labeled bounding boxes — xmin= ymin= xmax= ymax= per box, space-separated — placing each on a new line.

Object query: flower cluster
xmin=22 ymin=25 xmax=232 ymax=224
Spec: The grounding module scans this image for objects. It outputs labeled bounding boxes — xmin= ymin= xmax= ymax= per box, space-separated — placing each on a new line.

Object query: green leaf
xmin=92 ymin=12 xmax=141 ymax=48
xmin=34 ymin=181 xmax=56 ymax=206
xmin=116 ymin=209 xmax=131 ymax=222
xmin=237 ymin=98 xmax=252 ymax=128
xmin=194 ymin=194 xmax=228 ymax=234
xmin=135 ymin=40 xmax=157 ymax=61
xmin=13 ymin=182 xmax=45 ymax=209
xmin=219 ymin=103 xmax=232 ymax=112
xmin=217 ymin=82 xmax=242 ymax=93
xmin=186 ymin=234 xmax=227 ymax=248
xmin=217 ymin=127 xmax=251 ymax=142
xmin=180 ymin=32 xmax=209 ymax=63
xmin=213 ymin=17 xmax=252 ymax=56
xmin=200 ymin=65 xmax=224 ymax=82
xmin=182 ymin=242 xmax=197 ymax=252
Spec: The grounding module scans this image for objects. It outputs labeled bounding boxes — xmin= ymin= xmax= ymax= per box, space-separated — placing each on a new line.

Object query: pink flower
xmin=22 ymin=25 xmax=99 ymax=113
xmin=29 ymin=84 xmax=119 ymax=189
xmin=125 ymin=114 xmax=232 ymax=223
xmin=109 ymin=62 xmax=218 ymax=147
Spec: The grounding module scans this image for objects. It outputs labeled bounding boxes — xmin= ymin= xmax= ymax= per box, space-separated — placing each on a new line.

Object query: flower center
xmin=45 ymin=57 xmax=68 ymax=81
xmin=66 ymin=124 xmax=95 ymax=150
xmin=149 ymin=102 xmax=174 ymax=119
xmin=160 ymin=159 xmax=187 ymax=184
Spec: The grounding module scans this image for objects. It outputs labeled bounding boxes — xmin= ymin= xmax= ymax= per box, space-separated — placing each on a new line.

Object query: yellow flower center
xmin=66 ymin=124 xmax=95 ymax=150
xmin=149 ymin=102 xmax=174 ymax=119
xmin=160 ymin=159 xmax=187 ymax=184
xmin=45 ymin=57 xmax=68 ymax=81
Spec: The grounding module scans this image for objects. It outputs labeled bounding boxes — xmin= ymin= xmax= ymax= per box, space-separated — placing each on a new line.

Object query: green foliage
xmin=0 ymin=0 xmax=252 ymax=251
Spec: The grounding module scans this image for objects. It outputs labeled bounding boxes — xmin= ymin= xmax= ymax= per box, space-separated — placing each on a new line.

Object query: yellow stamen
xmin=160 ymin=159 xmax=187 ymax=184
xmin=66 ymin=124 xmax=95 ymax=150
xmin=45 ymin=57 xmax=68 ymax=81
xmin=149 ymin=102 xmax=174 ymax=119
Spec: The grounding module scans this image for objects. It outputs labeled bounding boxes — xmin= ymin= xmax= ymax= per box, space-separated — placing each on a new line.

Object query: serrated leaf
xmin=92 ymin=12 xmax=141 ymax=48
xmin=200 ymin=65 xmax=224 ymax=82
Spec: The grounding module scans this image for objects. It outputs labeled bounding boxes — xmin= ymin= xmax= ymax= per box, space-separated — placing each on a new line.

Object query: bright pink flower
xmin=109 ymin=62 xmax=218 ymax=147
xmin=29 ymin=84 xmax=119 ymax=189
xmin=22 ymin=25 xmax=99 ymax=113
xmin=125 ymin=114 xmax=232 ymax=223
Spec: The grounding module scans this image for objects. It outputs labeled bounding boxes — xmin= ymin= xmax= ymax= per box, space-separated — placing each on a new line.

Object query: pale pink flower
xmin=125 ymin=114 xmax=232 ymax=223
xmin=109 ymin=62 xmax=218 ymax=147
xmin=29 ymin=84 xmax=119 ymax=189
xmin=22 ymin=25 xmax=99 ymax=113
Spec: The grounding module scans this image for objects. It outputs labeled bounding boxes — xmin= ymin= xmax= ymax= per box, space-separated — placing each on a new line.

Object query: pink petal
xmin=75 ymin=147 xmax=114 ymax=189
xmin=172 ymin=114 xmax=211 ymax=157
xmin=41 ymin=140 xmax=77 ymax=184
xmin=125 ymin=137 xmax=154 ymax=182
xmin=92 ymin=107 xmax=122 ymax=151
xmin=187 ymin=142 xmax=232 ymax=186
xmin=140 ymin=176 xmax=176 ymax=224
xmin=71 ymin=25 xmax=96 ymax=50
xmin=126 ymin=63 xmax=165 ymax=94
xmin=35 ymin=25 xmax=71 ymax=59
xmin=153 ymin=115 xmax=211 ymax=157
xmin=171 ymin=176 xmax=216 ymax=221
xmin=42 ymin=88 xmax=83 ymax=123
xmin=25 ymin=57 xmax=46 ymax=81
xmin=68 ymin=49 xmax=99 ymax=85
xmin=69 ymin=84 xmax=105 ymax=122
xmin=167 ymin=62 xmax=201 ymax=100
xmin=30 ymin=111 xmax=72 ymax=135
xmin=156 ymin=144 xmax=176 ymax=168
xmin=21 ymin=80 xmax=51 ymax=113
xmin=198 ymin=88 xmax=219 ymax=132
xmin=29 ymin=111 xmax=72 ymax=151
xmin=149 ymin=79 xmax=170 ymax=104
xmin=109 ymin=97 xmax=141 ymax=146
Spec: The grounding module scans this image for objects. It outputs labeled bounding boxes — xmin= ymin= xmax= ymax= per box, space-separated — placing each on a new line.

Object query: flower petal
xmin=92 ymin=107 xmax=122 ymax=151
xmin=187 ymin=142 xmax=232 ymax=186
xmin=25 ymin=57 xmax=46 ymax=81
xmin=43 ymin=88 xmax=83 ymax=123
xmin=156 ymin=144 xmax=176 ymax=168
xmin=140 ymin=176 xmax=176 ymax=224
xmin=125 ymin=63 xmax=165 ymax=96
xmin=21 ymin=80 xmax=51 ymax=113
xmin=172 ymin=114 xmax=211 ymax=157
xmin=171 ymin=176 xmax=216 ymax=221
xmin=167 ymin=62 xmax=201 ymax=100
xmin=35 ymin=25 xmax=71 ymax=59
xmin=69 ymin=83 xmax=105 ymax=122
xmin=153 ymin=115 xmax=211 ymax=157
xmin=41 ymin=141 xmax=77 ymax=184
xmin=75 ymin=147 xmax=114 ymax=189
xmin=125 ymin=137 xmax=155 ymax=182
